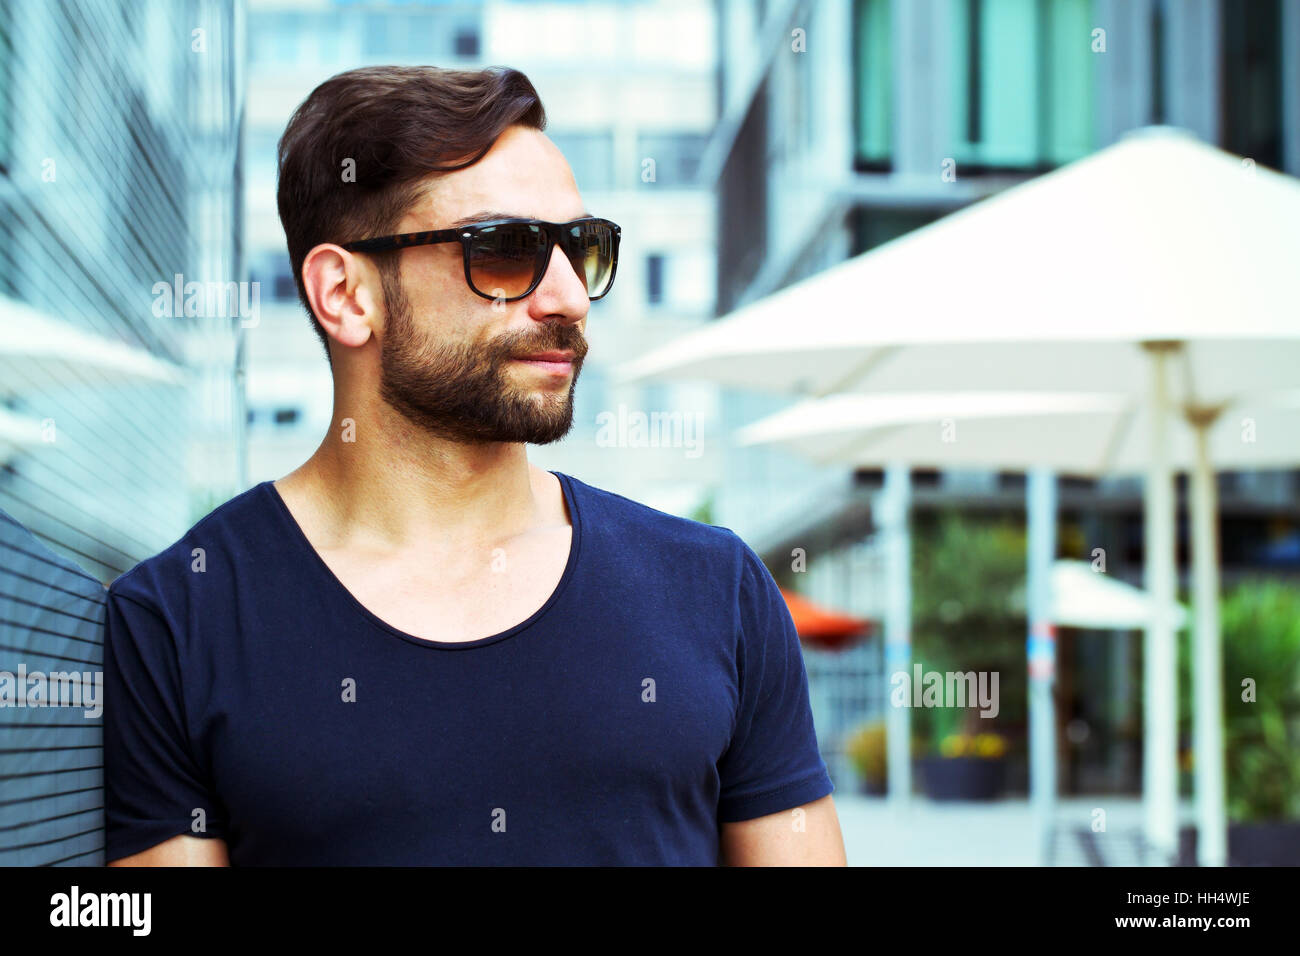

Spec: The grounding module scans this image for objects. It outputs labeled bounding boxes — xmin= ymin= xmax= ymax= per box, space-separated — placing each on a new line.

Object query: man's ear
xmin=301 ymin=244 xmax=378 ymax=351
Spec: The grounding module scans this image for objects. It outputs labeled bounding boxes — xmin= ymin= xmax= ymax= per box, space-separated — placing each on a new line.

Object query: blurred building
xmin=706 ymin=0 xmax=1300 ymax=791
xmin=0 ymin=0 xmax=246 ymax=583
xmin=240 ymin=0 xmax=722 ymax=517
xmin=0 ymin=0 xmax=244 ymax=866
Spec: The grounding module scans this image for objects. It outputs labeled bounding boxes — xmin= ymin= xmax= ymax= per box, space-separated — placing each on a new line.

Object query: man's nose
xmin=529 ymin=244 xmax=591 ymax=317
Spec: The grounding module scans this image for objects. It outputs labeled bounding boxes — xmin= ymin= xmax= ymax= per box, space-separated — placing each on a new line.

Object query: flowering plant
xmin=845 ymin=720 xmax=887 ymax=784
xmin=938 ymin=732 xmax=1007 ymax=759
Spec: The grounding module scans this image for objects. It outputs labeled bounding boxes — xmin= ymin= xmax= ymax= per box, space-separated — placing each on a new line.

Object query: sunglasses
xmin=340 ymin=216 xmax=621 ymax=302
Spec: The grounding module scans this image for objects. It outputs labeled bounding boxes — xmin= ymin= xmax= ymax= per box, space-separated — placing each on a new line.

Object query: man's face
xmin=374 ymin=125 xmax=592 ymax=446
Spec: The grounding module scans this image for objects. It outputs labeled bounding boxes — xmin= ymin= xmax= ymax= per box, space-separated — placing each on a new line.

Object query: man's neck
xmin=274 ymin=405 xmax=560 ymax=557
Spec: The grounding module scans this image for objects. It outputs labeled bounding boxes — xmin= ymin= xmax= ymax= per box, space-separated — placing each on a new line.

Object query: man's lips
xmin=513 ymin=351 xmax=577 ymax=375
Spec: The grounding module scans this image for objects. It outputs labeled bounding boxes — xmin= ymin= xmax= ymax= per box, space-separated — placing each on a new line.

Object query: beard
xmin=376 ymin=266 xmax=587 ymax=446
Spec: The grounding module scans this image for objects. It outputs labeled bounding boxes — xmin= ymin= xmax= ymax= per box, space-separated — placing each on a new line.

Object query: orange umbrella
xmin=779 ymin=587 xmax=873 ymax=650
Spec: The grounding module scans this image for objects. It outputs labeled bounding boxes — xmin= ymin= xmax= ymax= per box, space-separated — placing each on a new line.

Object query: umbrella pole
xmin=1027 ymin=467 xmax=1057 ymax=863
xmin=1142 ymin=342 xmax=1180 ymax=865
xmin=1189 ymin=409 xmax=1227 ymax=866
xmin=882 ymin=462 xmax=912 ymax=807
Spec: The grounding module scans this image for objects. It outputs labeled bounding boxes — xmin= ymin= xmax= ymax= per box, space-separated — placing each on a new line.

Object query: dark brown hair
xmin=276 ymin=65 xmax=548 ymax=363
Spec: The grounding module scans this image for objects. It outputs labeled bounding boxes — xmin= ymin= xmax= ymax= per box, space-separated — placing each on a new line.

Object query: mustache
xmin=497 ymin=328 xmax=588 ymax=362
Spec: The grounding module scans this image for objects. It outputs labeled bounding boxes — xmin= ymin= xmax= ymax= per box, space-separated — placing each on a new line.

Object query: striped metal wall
xmin=0 ymin=510 xmax=106 ymax=866
xmin=0 ymin=0 xmax=243 ymax=865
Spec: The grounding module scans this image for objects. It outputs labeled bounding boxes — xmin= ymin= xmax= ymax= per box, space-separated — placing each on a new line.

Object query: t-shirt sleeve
xmin=103 ymin=582 xmax=228 ymax=861
xmin=717 ymin=541 xmax=835 ymax=823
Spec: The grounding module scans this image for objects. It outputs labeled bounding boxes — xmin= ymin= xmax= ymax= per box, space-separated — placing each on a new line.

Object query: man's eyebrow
xmin=445 ymin=210 xmax=593 ymax=229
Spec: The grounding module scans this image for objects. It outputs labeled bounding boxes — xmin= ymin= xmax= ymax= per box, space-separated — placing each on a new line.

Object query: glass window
xmin=1222 ymin=0 xmax=1282 ymax=171
xmin=1041 ymin=0 xmax=1094 ymax=164
xmin=273 ymin=273 xmax=297 ymax=303
xmin=635 ymin=133 xmax=708 ymax=187
xmin=454 ymin=27 xmax=480 ymax=58
xmin=548 ymin=131 xmax=615 ymax=191
xmin=850 ymin=208 xmax=944 ymax=257
xmin=1151 ymin=0 xmax=1167 ymax=124
xmin=646 ymin=253 xmax=665 ymax=305
xmin=253 ymin=253 xmax=298 ymax=303
xmin=853 ymin=0 xmax=892 ymax=168
xmin=949 ymin=0 xmax=1095 ymax=171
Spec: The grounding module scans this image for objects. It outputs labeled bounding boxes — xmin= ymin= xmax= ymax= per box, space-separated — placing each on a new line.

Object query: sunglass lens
xmin=566 ymin=221 xmax=617 ymax=299
xmin=469 ymin=221 xmax=618 ymax=300
xmin=468 ymin=223 xmax=547 ymax=299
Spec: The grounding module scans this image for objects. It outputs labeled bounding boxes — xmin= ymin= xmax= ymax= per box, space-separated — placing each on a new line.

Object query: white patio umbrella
xmin=615 ymin=128 xmax=1300 ymax=400
xmin=617 ymin=128 xmax=1300 ymax=865
xmin=736 ymin=390 xmax=1300 ymax=473
xmin=1044 ymin=560 xmax=1188 ymax=632
xmin=738 ymin=387 xmax=1300 ymax=865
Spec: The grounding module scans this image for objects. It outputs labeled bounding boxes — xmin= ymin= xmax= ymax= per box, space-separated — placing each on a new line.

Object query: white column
xmin=1190 ymin=411 xmax=1227 ymax=866
xmin=882 ymin=462 xmax=912 ymax=805
xmin=1142 ymin=343 xmax=1180 ymax=865
xmin=1027 ymin=467 xmax=1058 ymax=863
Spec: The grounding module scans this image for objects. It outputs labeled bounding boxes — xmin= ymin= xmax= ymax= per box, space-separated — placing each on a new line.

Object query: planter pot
xmin=857 ymin=776 xmax=887 ymax=796
xmin=919 ymin=756 xmax=1006 ymax=801
xmin=1228 ymin=822 xmax=1300 ymax=866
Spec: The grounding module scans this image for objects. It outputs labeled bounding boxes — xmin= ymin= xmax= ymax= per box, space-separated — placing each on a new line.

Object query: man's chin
xmin=522 ymin=422 xmax=575 ymax=446
xmin=505 ymin=406 xmax=576 ymax=445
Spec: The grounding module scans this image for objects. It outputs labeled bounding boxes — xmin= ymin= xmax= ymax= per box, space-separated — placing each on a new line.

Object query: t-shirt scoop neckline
xmin=259 ymin=470 xmax=582 ymax=651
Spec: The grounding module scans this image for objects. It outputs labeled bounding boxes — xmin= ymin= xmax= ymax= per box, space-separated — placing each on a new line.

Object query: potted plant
xmin=845 ymin=720 xmax=887 ymax=795
xmin=919 ymin=729 xmax=1009 ymax=800
xmin=1217 ymin=579 xmax=1300 ymax=865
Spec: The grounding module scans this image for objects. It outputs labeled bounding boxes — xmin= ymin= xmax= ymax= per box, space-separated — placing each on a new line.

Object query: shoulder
xmin=560 ymin=471 xmax=753 ymax=574
xmin=108 ymin=482 xmax=272 ymax=615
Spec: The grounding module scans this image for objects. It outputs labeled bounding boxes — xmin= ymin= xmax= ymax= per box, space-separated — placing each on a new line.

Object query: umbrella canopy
xmin=782 ymin=558 xmax=1182 ymax=652
xmin=736 ymin=390 xmax=1300 ymax=474
xmin=779 ymin=587 xmax=872 ymax=650
xmin=0 ymin=295 xmax=186 ymax=389
xmin=1040 ymin=560 xmax=1188 ymax=631
xmin=615 ymin=128 xmax=1300 ymax=402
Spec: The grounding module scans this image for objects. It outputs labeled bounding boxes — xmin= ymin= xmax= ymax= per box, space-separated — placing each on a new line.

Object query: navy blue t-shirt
xmin=103 ymin=471 xmax=833 ymax=865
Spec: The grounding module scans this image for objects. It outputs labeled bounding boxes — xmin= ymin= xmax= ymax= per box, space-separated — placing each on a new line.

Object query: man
xmin=104 ymin=65 xmax=845 ymax=866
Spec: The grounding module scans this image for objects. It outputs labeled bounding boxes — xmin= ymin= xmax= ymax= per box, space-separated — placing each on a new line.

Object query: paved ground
xmin=833 ymin=793 xmax=1198 ymax=866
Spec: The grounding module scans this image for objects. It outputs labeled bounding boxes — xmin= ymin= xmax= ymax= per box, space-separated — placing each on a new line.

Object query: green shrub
xmin=910 ymin=509 xmax=1027 ymax=750
xmin=1219 ymin=578 xmax=1300 ymax=822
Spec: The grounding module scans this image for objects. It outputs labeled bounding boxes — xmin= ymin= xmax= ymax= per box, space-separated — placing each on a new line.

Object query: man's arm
xmin=104 ymin=584 xmax=233 ymax=866
xmin=719 ymin=794 xmax=847 ymax=866
xmin=108 ymin=834 xmax=230 ymax=867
